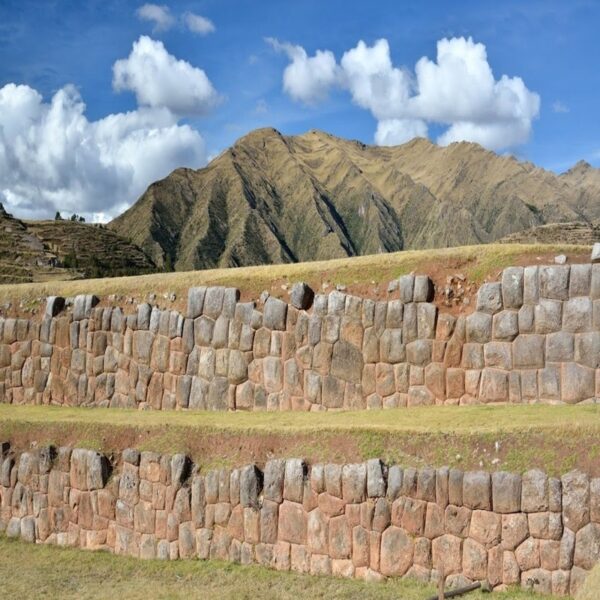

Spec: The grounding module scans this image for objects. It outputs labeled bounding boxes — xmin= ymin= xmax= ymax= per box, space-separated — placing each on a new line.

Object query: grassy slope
xmin=2 ymin=404 xmax=600 ymax=475
xmin=0 ymin=243 xmax=590 ymax=308
xmin=0 ymin=537 xmax=561 ymax=600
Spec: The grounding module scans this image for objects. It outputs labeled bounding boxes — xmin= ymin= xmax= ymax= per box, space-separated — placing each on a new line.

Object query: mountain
xmin=105 ymin=128 xmax=597 ymax=270
xmin=0 ymin=204 xmax=157 ymax=284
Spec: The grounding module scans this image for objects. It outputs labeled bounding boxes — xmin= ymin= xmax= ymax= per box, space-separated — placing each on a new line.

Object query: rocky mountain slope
xmin=0 ymin=204 xmax=156 ymax=284
xmin=110 ymin=128 xmax=600 ymax=271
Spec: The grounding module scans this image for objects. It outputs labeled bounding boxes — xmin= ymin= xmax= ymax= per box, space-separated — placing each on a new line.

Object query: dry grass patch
xmin=1 ymin=404 xmax=600 ymax=475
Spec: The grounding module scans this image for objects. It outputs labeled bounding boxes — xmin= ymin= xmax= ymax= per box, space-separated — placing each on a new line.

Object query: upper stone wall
xmin=1 ymin=263 xmax=600 ymax=410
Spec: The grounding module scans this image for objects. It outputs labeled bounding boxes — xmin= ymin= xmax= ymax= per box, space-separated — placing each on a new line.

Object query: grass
xmin=0 ymin=242 xmax=590 ymax=305
xmin=0 ymin=536 xmax=564 ymax=600
xmin=1 ymin=403 xmax=600 ymax=475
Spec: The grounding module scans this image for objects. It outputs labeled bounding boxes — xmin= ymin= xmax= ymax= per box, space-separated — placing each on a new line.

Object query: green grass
xmin=0 ymin=242 xmax=589 ymax=306
xmin=2 ymin=404 xmax=600 ymax=475
xmin=0 ymin=536 xmax=564 ymax=600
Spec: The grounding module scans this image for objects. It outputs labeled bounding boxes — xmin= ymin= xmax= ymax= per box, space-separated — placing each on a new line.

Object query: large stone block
xmin=545 ymin=331 xmax=574 ymax=362
xmin=417 ymin=303 xmax=437 ymax=339
xmin=331 ymin=340 xmax=363 ymax=384
xmin=535 ymin=299 xmax=563 ymax=334
xmin=575 ymin=332 xmax=600 ymax=368
xmin=406 ymin=339 xmax=432 ymax=366
xmin=522 ymin=470 xmax=548 ymax=513
xmin=341 ymin=463 xmax=366 ymax=503
xmin=562 ymin=471 xmax=590 ymax=532
xmin=278 ymin=500 xmax=306 ymax=545
xmin=523 ymin=266 xmax=539 ymax=305
xmin=284 ymin=459 xmax=306 ymax=504
xmin=502 ymin=267 xmax=524 ymax=309
xmin=563 ymin=297 xmax=592 ymax=332
xmin=492 ymin=472 xmax=521 ymax=513
xmin=477 ymin=282 xmax=503 ymax=314
xmin=399 ymin=274 xmax=415 ymax=303
xmin=484 ymin=342 xmax=512 ymax=370
xmin=492 ymin=311 xmax=519 ymax=341
xmin=513 ymin=335 xmax=545 ymax=369
xmin=561 ymin=362 xmax=595 ymax=403
xmin=263 ymin=297 xmax=288 ymax=331
xmin=574 ymin=522 xmax=600 ymax=569
xmin=380 ymin=526 xmax=414 ymax=576
xmin=413 ymin=276 xmax=434 ymax=302
xmin=187 ymin=287 xmax=206 ymax=319
xmin=569 ymin=264 xmax=591 ymax=297
xmin=240 ymin=464 xmax=262 ymax=508
xmin=502 ymin=513 xmax=529 ymax=550
xmin=463 ymin=471 xmax=491 ymax=510
xmin=539 ymin=265 xmax=570 ymax=300
xmin=466 ymin=312 xmax=492 ymax=344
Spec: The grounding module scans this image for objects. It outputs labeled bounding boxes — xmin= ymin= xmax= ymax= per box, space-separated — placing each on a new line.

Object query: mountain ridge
xmin=110 ymin=127 xmax=600 ymax=271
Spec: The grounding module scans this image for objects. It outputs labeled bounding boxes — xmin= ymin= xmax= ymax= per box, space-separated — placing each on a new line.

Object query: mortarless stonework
xmin=1 ymin=263 xmax=600 ymax=410
xmin=0 ymin=444 xmax=598 ymax=596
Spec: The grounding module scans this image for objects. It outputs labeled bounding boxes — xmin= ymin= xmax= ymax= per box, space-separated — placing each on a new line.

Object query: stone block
xmin=538 ymin=365 xmax=560 ymax=401
xmin=463 ymin=471 xmax=491 ymax=510
xmin=278 ymin=500 xmax=306 ymax=545
xmin=502 ymin=267 xmax=524 ymax=308
xmin=477 ymin=282 xmax=503 ymax=314
xmin=492 ymin=310 xmax=518 ymax=341
xmin=413 ymin=275 xmax=434 ymax=302
xmin=574 ymin=522 xmax=600 ymax=569
xmin=380 ymin=526 xmax=414 ymax=576
xmin=432 ymin=534 xmax=462 ymax=575
xmin=263 ymin=297 xmax=287 ymax=331
xmin=539 ymin=265 xmax=570 ymax=300
xmin=502 ymin=513 xmax=529 ymax=550
xmin=187 ymin=287 xmax=206 ymax=319
xmin=523 ymin=266 xmax=539 ymax=305
xmin=284 ymin=459 xmax=306 ymax=504
xmin=563 ymin=297 xmax=592 ymax=332
xmin=331 ymin=340 xmax=363 ymax=384
xmin=240 ymin=464 xmax=262 ymax=508
xmin=417 ymin=303 xmax=437 ymax=339
xmin=463 ymin=538 xmax=487 ymax=580
xmin=465 ymin=312 xmax=492 ymax=344
xmin=366 ymin=459 xmax=385 ymax=498
xmin=513 ymin=335 xmax=544 ymax=368
xmin=561 ymin=362 xmax=595 ymax=403
xmin=399 ymin=274 xmax=415 ymax=303
xmin=575 ymin=332 xmax=600 ymax=368
xmin=264 ymin=459 xmax=286 ymax=503
xmin=406 ymin=339 xmax=432 ymax=366
xmin=484 ymin=342 xmax=512 ymax=370
xmin=45 ymin=296 xmax=65 ymax=318
xmin=562 ymin=470 xmax=590 ymax=532
xmin=545 ymin=331 xmax=574 ymax=362
xmin=534 ymin=299 xmax=562 ymax=334
xmin=492 ymin=472 xmax=521 ymax=513
xmin=569 ymin=264 xmax=591 ymax=297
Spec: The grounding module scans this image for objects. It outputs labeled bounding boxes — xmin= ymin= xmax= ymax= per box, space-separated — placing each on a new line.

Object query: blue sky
xmin=0 ymin=0 xmax=598 ymax=220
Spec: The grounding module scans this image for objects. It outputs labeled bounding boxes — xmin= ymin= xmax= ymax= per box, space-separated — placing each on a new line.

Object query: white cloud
xmin=183 ymin=12 xmax=215 ymax=35
xmin=0 ymin=36 xmax=220 ymax=221
xmin=113 ymin=36 xmax=220 ymax=116
xmin=266 ymin=38 xmax=340 ymax=105
xmin=552 ymin=100 xmax=569 ymax=113
xmin=375 ymin=119 xmax=428 ymax=146
xmin=272 ymin=36 xmax=540 ymax=150
xmin=135 ymin=3 xmax=175 ymax=31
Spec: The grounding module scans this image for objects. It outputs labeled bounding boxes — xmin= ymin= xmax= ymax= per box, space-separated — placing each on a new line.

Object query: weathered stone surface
xmin=413 ymin=276 xmax=434 ymax=303
xmin=187 ymin=287 xmax=206 ymax=319
xmin=492 ymin=311 xmax=519 ymax=342
xmin=263 ymin=297 xmax=287 ymax=331
xmin=513 ymin=335 xmax=545 ymax=368
xmin=574 ymin=522 xmax=600 ymax=569
xmin=290 ymin=283 xmax=314 ymax=310
xmin=502 ymin=267 xmax=524 ymax=309
xmin=539 ymin=265 xmax=570 ymax=301
xmin=502 ymin=513 xmax=529 ymax=550
xmin=380 ymin=526 xmax=414 ymax=576
xmin=561 ymin=362 xmax=595 ymax=403
xmin=240 ymin=465 xmax=262 ymax=509
xmin=399 ymin=275 xmax=415 ymax=303
xmin=264 ymin=459 xmax=286 ymax=503
xmin=562 ymin=471 xmax=590 ymax=532
xmin=492 ymin=472 xmax=521 ymax=513
xmin=463 ymin=471 xmax=491 ymax=511
xmin=278 ymin=500 xmax=306 ymax=545
xmin=465 ymin=312 xmax=492 ymax=344
xmin=477 ymin=283 xmax=503 ymax=314
xmin=563 ymin=297 xmax=592 ymax=333
xmin=284 ymin=459 xmax=306 ymax=504
xmin=331 ymin=340 xmax=363 ymax=384
xmin=535 ymin=299 xmax=562 ymax=334
xmin=45 ymin=296 xmax=65 ymax=318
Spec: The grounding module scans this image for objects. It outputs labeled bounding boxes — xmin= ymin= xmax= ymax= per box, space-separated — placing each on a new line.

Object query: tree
xmin=54 ymin=211 xmax=62 ymax=220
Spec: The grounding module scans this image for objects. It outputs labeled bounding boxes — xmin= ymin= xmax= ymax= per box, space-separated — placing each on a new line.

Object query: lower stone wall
xmin=0 ymin=445 xmax=598 ymax=596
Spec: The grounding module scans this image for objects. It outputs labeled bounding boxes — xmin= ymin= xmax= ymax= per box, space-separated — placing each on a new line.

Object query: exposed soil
xmin=1 ymin=420 xmax=597 ymax=477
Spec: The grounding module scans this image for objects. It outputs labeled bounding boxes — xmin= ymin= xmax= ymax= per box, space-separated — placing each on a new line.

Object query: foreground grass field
xmin=0 ymin=243 xmax=589 ymax=309
xmin=0 ymin=536 xmax=563 ymax=600
xmin=2 ymin=403 xmax=600 ymax=475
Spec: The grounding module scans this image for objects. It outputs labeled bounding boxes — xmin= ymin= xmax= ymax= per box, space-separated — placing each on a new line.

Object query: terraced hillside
xmin=26 ymin=220 xmax=157 ymax=279
xmin=0 ymin=203 xmax=157 ymax=284
xmin=500 ymin=221 xmax=600 ymax=245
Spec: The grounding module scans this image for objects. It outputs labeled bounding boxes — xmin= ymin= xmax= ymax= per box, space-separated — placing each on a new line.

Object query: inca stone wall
xmin=2 ymin=263 xmax=600 ymax=410
xmin=1 ymin=444 xmax=598 ymax=596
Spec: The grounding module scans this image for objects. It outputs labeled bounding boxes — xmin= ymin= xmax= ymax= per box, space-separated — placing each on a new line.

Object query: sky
xmin=0 ymin=0 xmax=599 ymax=222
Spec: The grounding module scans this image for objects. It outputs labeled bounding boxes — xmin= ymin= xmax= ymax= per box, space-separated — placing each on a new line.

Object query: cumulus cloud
xmin=183 ymin=12 xmax=215 ymax=35
xmin=272 ymin=36 xmax=540 ymax=150
xmin=135 ymin=3 xmax=175 ymax=31
xmin=113 ymin=36 xmax=220 ymax=116
xmin=266 ymin=38 xmax=340 ymax=105
xmin=0 ymin=36 xmax=219 ymax=221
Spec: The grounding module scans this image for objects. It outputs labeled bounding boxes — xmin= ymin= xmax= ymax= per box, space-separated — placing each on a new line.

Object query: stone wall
xmin=1 ymin=444 xmax=598 ymax=595
xmin=2 ymin=263 xmax=600 ymax=410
